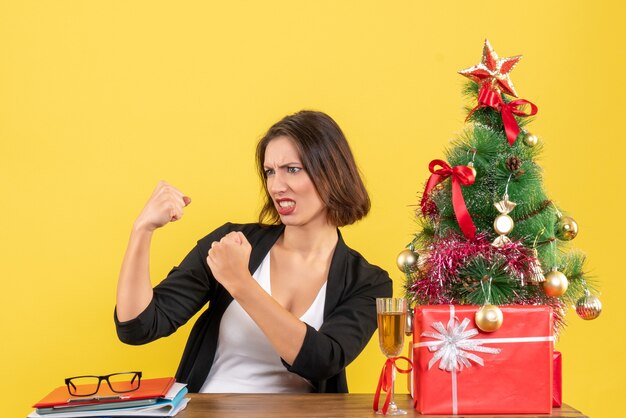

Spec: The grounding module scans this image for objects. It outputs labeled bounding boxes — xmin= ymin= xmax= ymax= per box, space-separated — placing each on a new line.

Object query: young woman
xmin=115 ymin=110 xmax=392 ymax=393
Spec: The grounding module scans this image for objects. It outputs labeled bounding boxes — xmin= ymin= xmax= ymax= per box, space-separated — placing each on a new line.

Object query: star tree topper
xmin=458 ymin=39 xmax=522 ymax=97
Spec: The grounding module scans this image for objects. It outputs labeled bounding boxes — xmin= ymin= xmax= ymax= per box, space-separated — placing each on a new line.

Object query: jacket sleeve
xmin=284 ymin=263 xmax=393 ymax=381
xmin=114 ymin=223 xmax=233 ymax=345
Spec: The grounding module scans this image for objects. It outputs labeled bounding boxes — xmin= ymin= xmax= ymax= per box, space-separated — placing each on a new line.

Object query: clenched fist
xmin=134 ymin=181 xmax=192 ymax=232
xmin=206 ymin=231 xmax=253 ymax=294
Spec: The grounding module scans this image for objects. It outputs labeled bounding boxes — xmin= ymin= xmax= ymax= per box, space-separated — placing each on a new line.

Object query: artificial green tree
xmin=401 ymin=40 xmax=601 ymax=333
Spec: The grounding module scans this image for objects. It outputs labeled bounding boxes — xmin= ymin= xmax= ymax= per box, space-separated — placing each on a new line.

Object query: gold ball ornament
xmin=475 ymin=305 xmax=504 ymax=332
xmin=576 ymin=294 xmax=602 ymax=320
xmin=543 ymin=270 xmax=569 ymax=297
xmin=467 ymin=162 xmax=477 ymax=178
xmin=523 ymin=132 xmax=539 ymax=147
xmin=556 ymin=216 xmax=578 ymax=241
xmin=396 ymin=249 xmax=419 ymax=272
xmin=493 ymin=214 xmax=515 ymax=235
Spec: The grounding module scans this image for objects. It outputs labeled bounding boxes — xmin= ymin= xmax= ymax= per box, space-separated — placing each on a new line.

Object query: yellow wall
xmin=2 ymin=1 xmax=624 ymax=417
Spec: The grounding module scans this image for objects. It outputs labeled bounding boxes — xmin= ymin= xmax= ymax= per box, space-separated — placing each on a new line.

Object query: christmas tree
xmin=402 ymin=40 xmax=601 ymax=334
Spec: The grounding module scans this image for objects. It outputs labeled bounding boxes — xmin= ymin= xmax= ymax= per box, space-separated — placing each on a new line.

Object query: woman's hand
xmin=206 ymin=231 xmax=253 ymax=294
xmin=134 ymin=181 xmax=192 ymax=232
xmin=207 ymin=231 xmax=308 ymax=364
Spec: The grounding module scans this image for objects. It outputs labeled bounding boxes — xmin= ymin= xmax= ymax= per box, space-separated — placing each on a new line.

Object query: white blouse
xmin=199 ymin=252 xmax=327 ymax=393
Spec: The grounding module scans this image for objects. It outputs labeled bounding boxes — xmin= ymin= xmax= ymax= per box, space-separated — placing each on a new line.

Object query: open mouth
xmin=276 ymin=199 xmax=296 ymax=215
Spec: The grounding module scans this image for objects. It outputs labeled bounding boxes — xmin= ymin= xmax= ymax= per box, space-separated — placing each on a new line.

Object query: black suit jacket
xmin=115 ymin=222 xmax=392 ymax=392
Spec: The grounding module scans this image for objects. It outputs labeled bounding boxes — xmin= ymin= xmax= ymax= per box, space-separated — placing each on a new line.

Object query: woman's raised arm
xmin=116 ymin=181 xmax=191 ymax=322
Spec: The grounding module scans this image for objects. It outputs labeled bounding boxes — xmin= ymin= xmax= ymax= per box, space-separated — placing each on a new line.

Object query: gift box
xmin=412 ymin=305 xmax=554 ymax=415
xmin=553 ymin=351 xmax=562 ymax=407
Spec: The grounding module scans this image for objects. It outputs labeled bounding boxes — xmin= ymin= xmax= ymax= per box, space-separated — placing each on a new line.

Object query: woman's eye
xmin=287 ymin=167 xmax=302 ymax=174
xmin=264 ymin=169 xmax=275 ymax=177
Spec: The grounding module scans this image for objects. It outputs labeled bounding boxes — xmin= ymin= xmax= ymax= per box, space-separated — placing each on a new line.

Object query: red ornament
xmin=458 ymin=39 xmax=521 ymax=97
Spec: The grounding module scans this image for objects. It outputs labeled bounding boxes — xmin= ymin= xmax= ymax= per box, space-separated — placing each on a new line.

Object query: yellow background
xmin=1 ymin=1 xmax=624 ymax=417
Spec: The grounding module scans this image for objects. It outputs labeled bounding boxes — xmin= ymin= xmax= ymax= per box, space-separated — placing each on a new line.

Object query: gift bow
xmin=468 ymin=83 xmax=538 ymax=146
xmin=419 ymin=317 xmax=501 ymax=372
xmin=373 ymin=356 xmax=412 ymax=415
xmin=420 ymin=160 xmax=476 ymax=239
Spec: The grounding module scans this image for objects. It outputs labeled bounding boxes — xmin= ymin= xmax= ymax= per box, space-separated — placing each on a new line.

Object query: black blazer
xmin=115 ymin=222 xmax=392 ymax=392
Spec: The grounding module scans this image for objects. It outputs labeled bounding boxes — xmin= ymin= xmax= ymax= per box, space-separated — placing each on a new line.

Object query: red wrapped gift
xmin=412 ymin=305 xmax=554 ymax=415
xmin=553 ymin=351 xmax=562 ymax=407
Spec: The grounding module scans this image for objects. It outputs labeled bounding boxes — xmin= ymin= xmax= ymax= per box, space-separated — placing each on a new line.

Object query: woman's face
xmin=263 ymin=136 xmax=329 ymax=228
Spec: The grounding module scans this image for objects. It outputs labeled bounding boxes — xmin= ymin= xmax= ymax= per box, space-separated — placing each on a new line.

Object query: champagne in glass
xmin=376 ymin=298 xmax=407 ymax=415
xmin=378 ymin=311 xmax=406 ymax=357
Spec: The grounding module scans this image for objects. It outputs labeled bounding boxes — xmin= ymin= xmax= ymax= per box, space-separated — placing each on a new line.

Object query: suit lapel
xmin=247 ymin=224 xmax=285 ymax=274
xmin=324 ymin=229 xmax=348 ymax=318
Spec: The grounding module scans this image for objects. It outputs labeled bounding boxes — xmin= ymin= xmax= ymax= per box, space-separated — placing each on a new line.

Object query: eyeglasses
xmin=65 ymin=371 xmax=142 ymax=396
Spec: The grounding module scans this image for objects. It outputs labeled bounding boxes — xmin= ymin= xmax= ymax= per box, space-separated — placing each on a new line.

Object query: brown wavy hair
xmin=256 ymin=110 xmax=371 ymax=227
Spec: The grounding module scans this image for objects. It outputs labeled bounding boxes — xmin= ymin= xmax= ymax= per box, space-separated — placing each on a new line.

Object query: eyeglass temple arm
xmin=130 ymin=371 xmax=142 ymax=384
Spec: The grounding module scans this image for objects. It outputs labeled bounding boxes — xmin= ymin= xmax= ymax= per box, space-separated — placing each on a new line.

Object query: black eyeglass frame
xmin=65 ymin=371 xmax=142 ymax=396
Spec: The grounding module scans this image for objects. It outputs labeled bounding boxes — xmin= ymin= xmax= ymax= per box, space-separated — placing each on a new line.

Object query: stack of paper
xmin=28 ymin=378 xmax=188 ymax=418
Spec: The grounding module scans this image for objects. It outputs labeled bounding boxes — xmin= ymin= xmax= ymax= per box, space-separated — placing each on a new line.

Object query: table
xmin=177 ymin=394 xmax=588 ymax=417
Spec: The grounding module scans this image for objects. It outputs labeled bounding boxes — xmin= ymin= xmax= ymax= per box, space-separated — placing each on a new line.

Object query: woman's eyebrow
xmin=263 ymin=162 xmax=302 ymax=169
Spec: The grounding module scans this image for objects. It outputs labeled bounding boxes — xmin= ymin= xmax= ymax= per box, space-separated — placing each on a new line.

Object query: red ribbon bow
xmin=373 ymin=356 xmax=413 ymax=415
xmin=468 ymin=84 xmax=538 ymax=146
xmin=420 ymin=160 xmax=476 ymax=239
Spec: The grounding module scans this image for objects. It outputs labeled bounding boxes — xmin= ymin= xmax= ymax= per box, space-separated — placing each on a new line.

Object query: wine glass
xmin=376 ymin=297 xmax=408 ymax=415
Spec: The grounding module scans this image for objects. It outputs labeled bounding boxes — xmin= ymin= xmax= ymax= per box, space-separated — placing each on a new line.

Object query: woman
xmin=115 ymin=110 xmax=392 ymax=393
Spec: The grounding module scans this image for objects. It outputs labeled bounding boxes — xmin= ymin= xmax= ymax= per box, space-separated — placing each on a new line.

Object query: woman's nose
xmin=268 ymin=172 xmax=287 ymax=194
